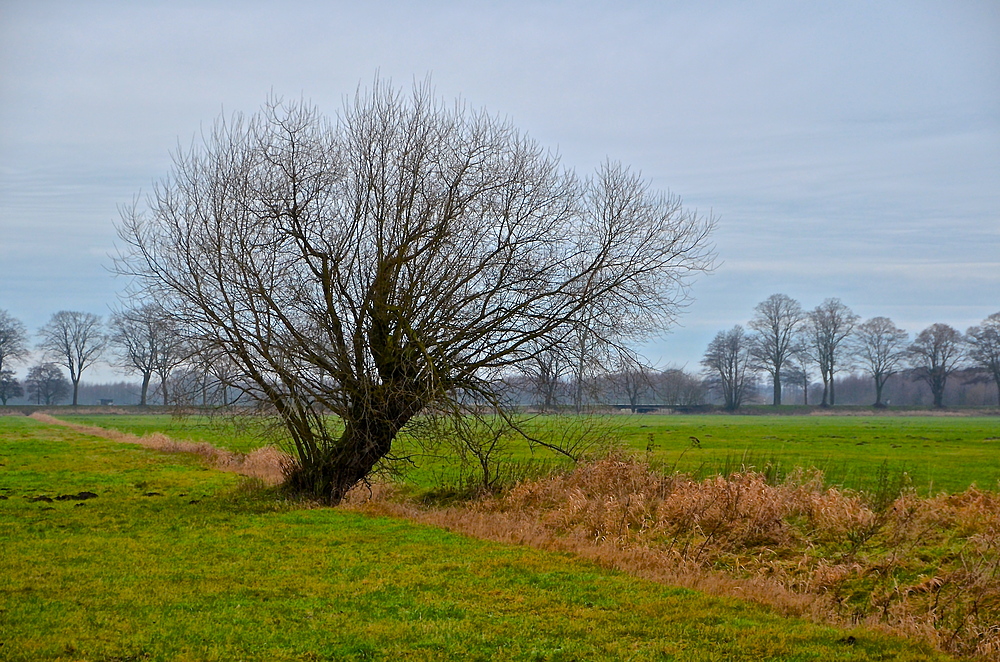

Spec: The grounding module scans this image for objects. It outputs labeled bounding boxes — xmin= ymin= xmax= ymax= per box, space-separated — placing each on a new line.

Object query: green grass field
xmin=0 ymin=415 xmax=953 ymax=661
xmin=58 ymin=412 xmax=1000 ymax=496
xmin=614 ymin=414 xmax=1000 ymax=496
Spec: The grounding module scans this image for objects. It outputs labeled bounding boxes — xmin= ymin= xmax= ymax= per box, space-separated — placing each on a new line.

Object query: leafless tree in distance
xmin=702 ymin=325 xmax=753 ymax=410
xmin=609 ymin=349 xmax=656 ymax=412
xmin=25 ymin=362 xmax=71 ymax=405
xmin=749 ymin=294 xmax=805 ymax=406
xmin=0 ymin=370 xmax=24 ymax=405
xmin=966 ymin=312 xmax=1000 ymax=406
xmin=654 ymin=368 xmax=705 ymax=407
xmin=115 ymin=82 xmax=716 ymax=504
xmin=802 ymin=298 xmax=859 ymax=406
xmin=0 ymin=310 xmax=30 ymax=377
xmin=37 ymin=311 xmax=107 ymax=406
xmin=851 ymin=316 xmax=909 ymax=408
xmin=110 ymin=304 xmax=183 ymax=406
xmin=521 ymin=346 xmax=570 ymax=411
xmin=907 ymin=323 xmax=965 ymax=408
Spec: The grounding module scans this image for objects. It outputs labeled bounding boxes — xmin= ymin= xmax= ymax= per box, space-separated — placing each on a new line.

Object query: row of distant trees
xmin=3 ymin=299 xmax=997 ymax=410
xmin=701 ymin=294 xmax=1000 ymax=410
xmin=0 ymin=308 xmax=243 ymax=407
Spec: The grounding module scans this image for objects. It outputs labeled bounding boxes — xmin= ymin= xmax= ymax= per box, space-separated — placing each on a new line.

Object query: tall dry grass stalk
xmin=349 ymin=457 xmax=1000 ymax=660
xmin=30 ymin=413 xmax=291 ymax=485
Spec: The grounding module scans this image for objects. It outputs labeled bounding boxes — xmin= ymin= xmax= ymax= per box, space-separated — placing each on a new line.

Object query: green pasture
xmin=614 ymin=414 xmax=1000 ymax=496
xmin=58 ymin=412 xmax=1000 ymax=496
xmin=0 ymin=415 xmax=950 ymax=661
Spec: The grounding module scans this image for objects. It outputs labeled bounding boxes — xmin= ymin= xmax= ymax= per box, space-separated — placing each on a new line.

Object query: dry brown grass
xmin=349 ymin=457 xmax=1000 ymax=660
xmin=30 ymin=412 xmax=291 ymax=485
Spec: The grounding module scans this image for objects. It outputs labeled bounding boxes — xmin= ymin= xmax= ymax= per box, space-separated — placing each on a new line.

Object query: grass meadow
xmin=0 ymin=413 xmax=957 ymax=661
xmin=58 ymin=412 xmax=1000 ymax=496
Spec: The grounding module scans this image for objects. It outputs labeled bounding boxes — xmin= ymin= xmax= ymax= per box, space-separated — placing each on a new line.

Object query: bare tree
xmin=0 ymin=310 xmax=30 ymax=376
xmin=788 ymin=346 xmax=815 ymax=405
xmin=907 ymin=323 xmax=965 ymax=408
xmin=609 ymin=350 xmax=656 ymax=412
xmin=521 ymin=346 xmax=570 ymax=411
xmin=967 ymin=312 xmax=1000 ymax=406
xmin=115 ymin=84 xmax=715 ymax=504
xmin=25 ymin=362 xmax=71 ymax=405
xmin=749 ymin=294 xmax=805 ymax=406
xmin=0 ymin=370 xmax=24 ymax=405
xmin=702 ymin=325 xmax=753 ymax=411
xmin=852 ymin=316 xmax=909 ymax=408
xmin=37 ymin=311 xmax=107 ymax=406
xmin=109 ymin=305 xmax=181 ymax=406
xmin=802 ymin=298 xmax=859 ymax=406
xmin=654 ymin=368 xmax=705 ymax=407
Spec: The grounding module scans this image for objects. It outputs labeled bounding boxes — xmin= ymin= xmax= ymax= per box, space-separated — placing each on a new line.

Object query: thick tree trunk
xmin=72 ymin=379 xmax=79 ymax=406
xmin=931 ymin=374 xmax=946 ymax=408
xmin=282 ymin=385 xmax=424 ymax=505
xmin=772 ymin=370 xmax=782 ymax=406
xmin=285 ymin=418 xmax=397 ymax=505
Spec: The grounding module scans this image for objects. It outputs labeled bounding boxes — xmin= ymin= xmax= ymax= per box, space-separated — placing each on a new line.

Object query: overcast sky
xmin=1 ymin=0 xmax=998 ymax=380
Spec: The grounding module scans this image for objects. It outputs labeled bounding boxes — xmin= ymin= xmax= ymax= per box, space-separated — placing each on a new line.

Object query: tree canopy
xmin=116 ymin=82 xmax=715 ymax=503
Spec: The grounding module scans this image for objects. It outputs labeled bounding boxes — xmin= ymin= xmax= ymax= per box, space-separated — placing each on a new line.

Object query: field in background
xmin=57 ymin=412 xmax=1000 ymax=496
xmin=0 ymin=415 xmax=952 ymax=661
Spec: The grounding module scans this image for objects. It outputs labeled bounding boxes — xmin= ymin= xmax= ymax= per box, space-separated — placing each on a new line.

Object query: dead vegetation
xmin=351 ymin=457 xmax=1000 ymax=660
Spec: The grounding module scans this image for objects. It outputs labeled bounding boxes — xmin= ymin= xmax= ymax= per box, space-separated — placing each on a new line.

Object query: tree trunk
xmin=72 ymin=379 xmax=79 ymax=406
xmin=140 ymin=372 xmax=151 ymax=406
xmin=285 ymin=419 xmax=394 ymax=505
xmin=829 ymin=377 xmax=836 ymax=406
xmin=873 ymin=376 xmax=885 ymax=408
xmin=772 ymin=370 xmax=781 ymax=406
xmin=931 ymin=373 xmax=946 ymax=408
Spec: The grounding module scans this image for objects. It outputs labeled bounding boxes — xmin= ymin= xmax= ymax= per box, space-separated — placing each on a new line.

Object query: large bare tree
xmin=749 ymin=294 xmax=805 ymax=406
xmin=115 ymin=84 xmax=715 ymax=504
xmin=851 ymin=316 xmax=908 ymax=408
xmin=907 ymin=323 xmax=965 ymax=408
xmin=37 ymin=311 xmax=107 ymax=406
xmin=966 ymin=312 xmax=1000 ymax=406
xmin=702 ymin=325 xmax=753 ymax=410
xmin=0 ymin=310 xmax=29 ymax=377
xmin=802 ymin=298 xmax=858 ymax=406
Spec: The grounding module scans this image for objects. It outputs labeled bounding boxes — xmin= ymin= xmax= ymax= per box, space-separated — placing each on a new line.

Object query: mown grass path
xmin=0 ymin=415 xmax=954 ymax=661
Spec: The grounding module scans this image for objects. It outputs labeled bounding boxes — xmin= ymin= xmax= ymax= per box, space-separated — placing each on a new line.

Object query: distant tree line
xmin=0 ymin=307 xmax=251 ymax=407
xmin=701 ymin=294 xmax=1000 ymax=409
xmin=1 ymin=298 xmax=996 ymax=410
